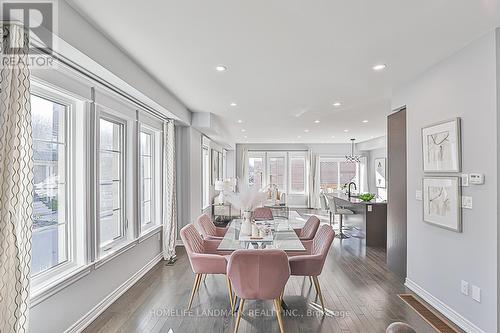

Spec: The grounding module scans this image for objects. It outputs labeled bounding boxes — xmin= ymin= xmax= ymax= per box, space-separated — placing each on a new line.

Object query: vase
xmin=240 ymin=210 xmax=253 ymax=236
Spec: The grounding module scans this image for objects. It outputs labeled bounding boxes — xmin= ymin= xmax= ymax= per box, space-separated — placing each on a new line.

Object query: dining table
xmin=217 ymin=218 xmax=306 ymax=252
xmin=217 ymin=213 xmax=307 ymax=311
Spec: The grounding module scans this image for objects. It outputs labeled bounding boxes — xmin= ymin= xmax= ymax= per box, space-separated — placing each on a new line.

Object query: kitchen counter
xmin=327 ymin=192 xmax=387 ymax=248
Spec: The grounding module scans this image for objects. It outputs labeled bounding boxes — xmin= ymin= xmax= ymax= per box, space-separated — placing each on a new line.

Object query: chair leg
xmin=232 ymin=295 xmax=238 ymax=313
xmin=203 ymin=274 xmax=207 ymax=283
xmin=274 ymin=299 xmax=285 ymax=333
xmin=329 ymin=211 xmax=332 ymax=226
xmin=187 ymin=274 xmax=201 ymax=310
xmin=279 ymin=288 xmax=284 ymax=305
xmin=234 ymin=299 xmax=245 ymax=333
xmin=308 ymin=276 xmax=313 ymax=284
xmin=312 ymin=276 xmax=325 ymax=314
xmin=226 ymin=275 xmax=234 ymax=309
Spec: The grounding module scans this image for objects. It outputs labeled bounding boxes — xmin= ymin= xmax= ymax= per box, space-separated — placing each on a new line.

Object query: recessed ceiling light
xmin=215 ymin=65 xmax=227 ymax=72
xmin=331 ymin=136 xmax=335 ymax=138
xmin=333 ymin=102 xmax=342 ymax=107
xmin=237 ymin=119 xmax=243 ymax=123
xmin=372 ymin=64 xmax=387 ymax=71
xmin=304 ymin=129 xmax=309 ymax=133
xmin=244 ymin=135 xmax=248 ymax=139
xmin=241 ymin=129 xmax=246 ymax=132
xmin=344 ymin=129 xmax=349 ymax=132
xmin=362 ymin=120 xmax=368 ymax=123
xmin=297 ymin=135 xmax=302 ymax=139
xmin=230 ymin=102 xmax=237 ymax=106
xmin=314 ymin=120 xmax=320 ymax=123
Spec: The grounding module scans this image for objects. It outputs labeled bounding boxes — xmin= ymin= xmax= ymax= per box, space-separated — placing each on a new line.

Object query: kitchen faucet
xmin=347 ymin=182 xmax=357 ymax=199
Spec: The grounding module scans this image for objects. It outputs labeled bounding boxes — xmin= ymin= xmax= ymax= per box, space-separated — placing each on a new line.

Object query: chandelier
xmin=345 ymin=138 xmax=361 ymax=163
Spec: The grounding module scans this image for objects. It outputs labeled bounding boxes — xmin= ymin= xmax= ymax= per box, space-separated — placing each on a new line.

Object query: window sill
xmin=139 ymin=225 xmax=162 ymax=243
xmin=95 ymin=240 xmax=138 ymax=269
xmin=30 ymin=264 xmax=93 ymax=307
xmin=29 ymin=231 xmax=164 ymax=306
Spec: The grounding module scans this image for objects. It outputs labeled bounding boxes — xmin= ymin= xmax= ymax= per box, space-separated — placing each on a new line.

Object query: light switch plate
xmin=367 ymin=205 xmax=373 ymax=212
xmin=461 ymin=196 xmax=473 ymax=209
xmin=469 ymin=173 xmax=485 ymax=185
xmin=416 ymin=190 xmax=422 ymax=201
xmin=472 ymin=285 xmax=481 ymax=303
xmin=461 ymin=280 xmax=469 ymax=295
xmin=461 ymin=174 xmax=469 ymax=187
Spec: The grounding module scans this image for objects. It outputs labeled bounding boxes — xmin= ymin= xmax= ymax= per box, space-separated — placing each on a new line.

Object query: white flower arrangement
xmin=225 ymin=180 xmax=267 ymax=212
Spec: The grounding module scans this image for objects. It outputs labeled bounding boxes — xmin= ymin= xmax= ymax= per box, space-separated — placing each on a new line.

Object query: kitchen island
xmin=327 ymin=192 xmax=387 ymax=248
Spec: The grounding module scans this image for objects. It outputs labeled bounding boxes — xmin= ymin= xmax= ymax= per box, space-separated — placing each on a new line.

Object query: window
xmin=31 ymin=94 xmax=68 ymax=276
xmin=267 ymin=153 xmax=286 ymax=192
xmin=140 ymin=130 xmax=153 ymax=229
xmin=319 ymin=157 xmax=358 ymax=192
xmin=202 ymin=146 xmax=210 ymax=208
xmin=99 ymin=117 xmax=125 ymax=248
xmin=248 ymin=153 xmax=265 ymax=189
xmin=139 ymin=126 xmax=161 ymax=233
xmin=289 ymin=154 xmax=306 ymax=194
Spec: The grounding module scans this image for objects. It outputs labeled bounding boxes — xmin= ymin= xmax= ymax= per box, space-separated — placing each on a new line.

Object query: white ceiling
xmin=68 ymin=0 xmax=500 ymax=144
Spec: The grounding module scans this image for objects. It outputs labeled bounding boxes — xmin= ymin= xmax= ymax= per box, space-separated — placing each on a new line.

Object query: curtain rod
xmin=37 ymin=47 xmax=170 ymax=123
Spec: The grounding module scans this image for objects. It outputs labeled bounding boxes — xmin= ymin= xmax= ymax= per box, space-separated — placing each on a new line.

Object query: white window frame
xmin=248 ymin=151 xmax=266 ymax=189
xmin=319 ymin=156 xmax=359 ymax=191
xmin=97 ymin=112 xmax=128 ymax=254
xmin=30 ymin=82 xmax=87 ymax=292
xmin=139 ymin=125 xmax=161 ymax=233
xmin=266 ymin=152 xmax=288 ymax=193
xmin=288 ymin=152 xmax=307 ymax=195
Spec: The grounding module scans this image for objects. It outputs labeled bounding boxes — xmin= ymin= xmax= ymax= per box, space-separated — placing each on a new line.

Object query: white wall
xmin=368 ymin=147 xmax=387 ymax=198
xmin=59 ymin=0 xmax=191 ymax=124
xmin=392 ymin=30 xmax=498 ymax=333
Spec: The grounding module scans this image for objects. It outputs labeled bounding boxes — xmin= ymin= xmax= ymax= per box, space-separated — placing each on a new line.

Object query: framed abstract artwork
xmin=422 ymin=177 xmax=461 ymax=232
xmin=375 ymin=158 xmax=386 ymax=188
xmin=421 ymin=118 xmax=461 ymax=172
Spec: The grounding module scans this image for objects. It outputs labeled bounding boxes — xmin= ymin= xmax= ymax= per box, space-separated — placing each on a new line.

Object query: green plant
xmin=358 ymin=193 xmax=375 ymax=202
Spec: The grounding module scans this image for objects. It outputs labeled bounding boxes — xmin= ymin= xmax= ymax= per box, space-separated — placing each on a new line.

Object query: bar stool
xmin=325 ymin=194 xmax=354 ymax=239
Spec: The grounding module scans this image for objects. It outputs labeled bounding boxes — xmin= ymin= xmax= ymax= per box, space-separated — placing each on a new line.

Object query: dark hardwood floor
xmin=83 ymin=211 xmax=438 ymax=333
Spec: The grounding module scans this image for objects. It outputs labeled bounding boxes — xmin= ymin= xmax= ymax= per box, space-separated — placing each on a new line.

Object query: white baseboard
xmin=404 ymin=278 xmax=485 ymax=333
xmin=65 ymin=253 xmax=163 ymax=333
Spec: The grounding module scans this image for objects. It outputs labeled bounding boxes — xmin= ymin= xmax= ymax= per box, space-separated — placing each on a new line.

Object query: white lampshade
xmin=214 ymin=180 xmax=224 ymax=191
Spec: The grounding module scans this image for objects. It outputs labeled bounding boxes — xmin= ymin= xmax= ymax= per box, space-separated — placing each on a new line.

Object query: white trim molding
xmin=405 ymin=278 xmax=486 ymax=333
xmin=64 ymin=253 xmax=163 ymax=333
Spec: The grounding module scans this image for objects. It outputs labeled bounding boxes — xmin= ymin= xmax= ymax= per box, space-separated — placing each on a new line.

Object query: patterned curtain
xmin=241 ymin=148 xmax=248 ymax=187
xmin=308 ymin=151 xmax=320 ymax=209
xmin=0 ymin=24 xmax=34 ymax=333
xmin=162 ymin=120 xmax=177 ymax=260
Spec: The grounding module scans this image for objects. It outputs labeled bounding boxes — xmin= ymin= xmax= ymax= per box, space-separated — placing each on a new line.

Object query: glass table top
xmin=217 ymin=218 xmax=306 ymax=252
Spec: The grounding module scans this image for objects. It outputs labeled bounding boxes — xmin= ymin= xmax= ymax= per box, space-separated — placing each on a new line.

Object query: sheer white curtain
xmin=162 ymin=120 xmax=177 ymax=261
xmin=359 ymin=156 xmax=369 ymax=193
xmin=241 ymin=148 xmax=249 ymax=187
xmin=308 ymin=151 xmax=320 ymax=209
xmin=0 ymin=23 xmax=33 ymax=333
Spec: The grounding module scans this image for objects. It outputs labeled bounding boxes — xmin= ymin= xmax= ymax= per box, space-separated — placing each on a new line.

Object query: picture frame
xmin=422 ymin=177 xmax=461 ymax=232
xmin=421 ymin=118 xmax=461 ymax=172
xmin=374 ymin=158 xmax=386 ymax=188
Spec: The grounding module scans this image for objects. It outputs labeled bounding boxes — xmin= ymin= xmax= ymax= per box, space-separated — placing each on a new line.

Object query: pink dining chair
xmin=294 ymin=215 xmax=320 ymax=240
xmin=180 ymin=224 xmax=233 ymax=310
xmin=252 ymin=207 xmax=274 ymax=221
xmin=228 ymin=249 xmax=290 ymax=333
xmin=194 ymin=213 xmax=228 ymax=240
xmin=288 ymin=225 xmax=335 ymax=313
